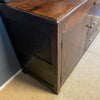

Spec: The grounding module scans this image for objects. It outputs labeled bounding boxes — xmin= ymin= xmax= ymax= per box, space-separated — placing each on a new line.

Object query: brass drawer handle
xmin=87 ymin=24 xmax=90 ymax=28
xmin=87 ymin=25 xmax=94 ymax=28
xmin=90 ymin=25 xmax=93 ymax=28
xmin=89 ymin=39 xmax=92 ymax=42
xmin=93 ymin=22 xmax=97 ymax=25
xmin=87 ymin=22 xmax=97 ymax=29
xmin=89 ymin=36 xmax=94 ymax=42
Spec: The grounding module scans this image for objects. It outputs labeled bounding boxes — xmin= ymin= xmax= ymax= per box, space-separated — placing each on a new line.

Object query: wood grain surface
xmin=0 ymin=32 xmax=100 ymax=100
xmin=0 ymin=0 xmax=99 ymax=94
xmin=6 ymin=0 xmax=84 ymax=20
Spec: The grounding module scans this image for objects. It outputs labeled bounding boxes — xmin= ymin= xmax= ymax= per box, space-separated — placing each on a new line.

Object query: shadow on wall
xmin=0 ymin=14 xmax=21 ymax=86
xmin=0 ymin=0 xmax=10 ymax=3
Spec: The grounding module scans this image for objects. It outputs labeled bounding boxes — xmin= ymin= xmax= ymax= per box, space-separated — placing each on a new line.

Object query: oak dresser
xmin=0 ymin=0 xmax=100 ymax=94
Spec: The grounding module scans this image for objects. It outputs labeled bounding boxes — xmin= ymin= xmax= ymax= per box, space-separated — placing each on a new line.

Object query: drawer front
xmin=86 ymin=24 xmax=100 ymax=49
xmin=86 ymin=3 xmax=100 ymax=49
xmin=87 ymin=2 xmax=100 ymax=36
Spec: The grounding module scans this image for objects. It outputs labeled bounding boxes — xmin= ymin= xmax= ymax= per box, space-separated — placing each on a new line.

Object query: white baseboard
xmin=0 ymin=69 xmax=22 ymax=91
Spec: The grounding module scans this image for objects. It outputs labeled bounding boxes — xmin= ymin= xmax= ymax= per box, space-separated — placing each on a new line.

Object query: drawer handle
xmin=87 ymin=25 xmax=93 ymax=28
xmin=89 ymin=36 xmax=94 ymax=42
xmin=90 ymin=25 xmax=93 ymax=28
xmin=89 ymin=39 xmax=92 ymax=42
xmin=93 ymin=22 xmax=97 ymax=25
xmin=87 ymin=24 xmax=91 ymax=28
xmin=87 ymin=22 xmax=97 ymax=29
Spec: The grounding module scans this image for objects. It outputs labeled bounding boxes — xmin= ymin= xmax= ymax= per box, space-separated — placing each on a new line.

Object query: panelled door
xmin=61 ymin=20 xmax=89 ymax=85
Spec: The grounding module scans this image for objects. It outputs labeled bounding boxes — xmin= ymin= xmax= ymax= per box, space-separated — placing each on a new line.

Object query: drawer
xmin=85 ymin=24 xmax=100 ymax=49
xmin=87 ymin=2 xmax=100 ymax=36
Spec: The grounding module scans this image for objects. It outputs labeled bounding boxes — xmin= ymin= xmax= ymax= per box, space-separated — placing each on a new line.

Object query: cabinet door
xmin=61 ymin=21 xmax=88 ymax=85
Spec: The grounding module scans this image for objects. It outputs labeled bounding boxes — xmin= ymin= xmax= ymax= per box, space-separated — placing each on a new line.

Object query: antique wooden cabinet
xmin=0 ymin=0 xmax=100 ymax=94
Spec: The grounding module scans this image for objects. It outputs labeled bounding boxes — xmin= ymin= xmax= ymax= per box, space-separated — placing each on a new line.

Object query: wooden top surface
xmin=6 ymin=0 xmax=87 ymax=22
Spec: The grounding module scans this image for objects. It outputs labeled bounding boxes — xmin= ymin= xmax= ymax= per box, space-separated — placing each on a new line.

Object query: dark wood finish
xmin=6 ymin=0 xmax=84 ymax=21
xmin=0 ymin=0 xmax=100 ymax=94
xmin=61 ymin=19 xmax=88 ymax=86
xmin=85 ymin=2 xmax=100 ymax=49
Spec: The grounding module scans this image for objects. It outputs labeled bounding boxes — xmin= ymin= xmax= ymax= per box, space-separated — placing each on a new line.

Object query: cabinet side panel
xmin=0 ymin=5 xmax=53 ymax=64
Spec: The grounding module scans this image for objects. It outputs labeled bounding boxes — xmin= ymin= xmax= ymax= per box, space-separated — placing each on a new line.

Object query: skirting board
xmin=0 ymin=69 xmax=22 ymax=91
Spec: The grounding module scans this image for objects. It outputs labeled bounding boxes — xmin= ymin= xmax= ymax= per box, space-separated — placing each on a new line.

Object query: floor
xmin=0 ymin=33 xmax=100 ymax=100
